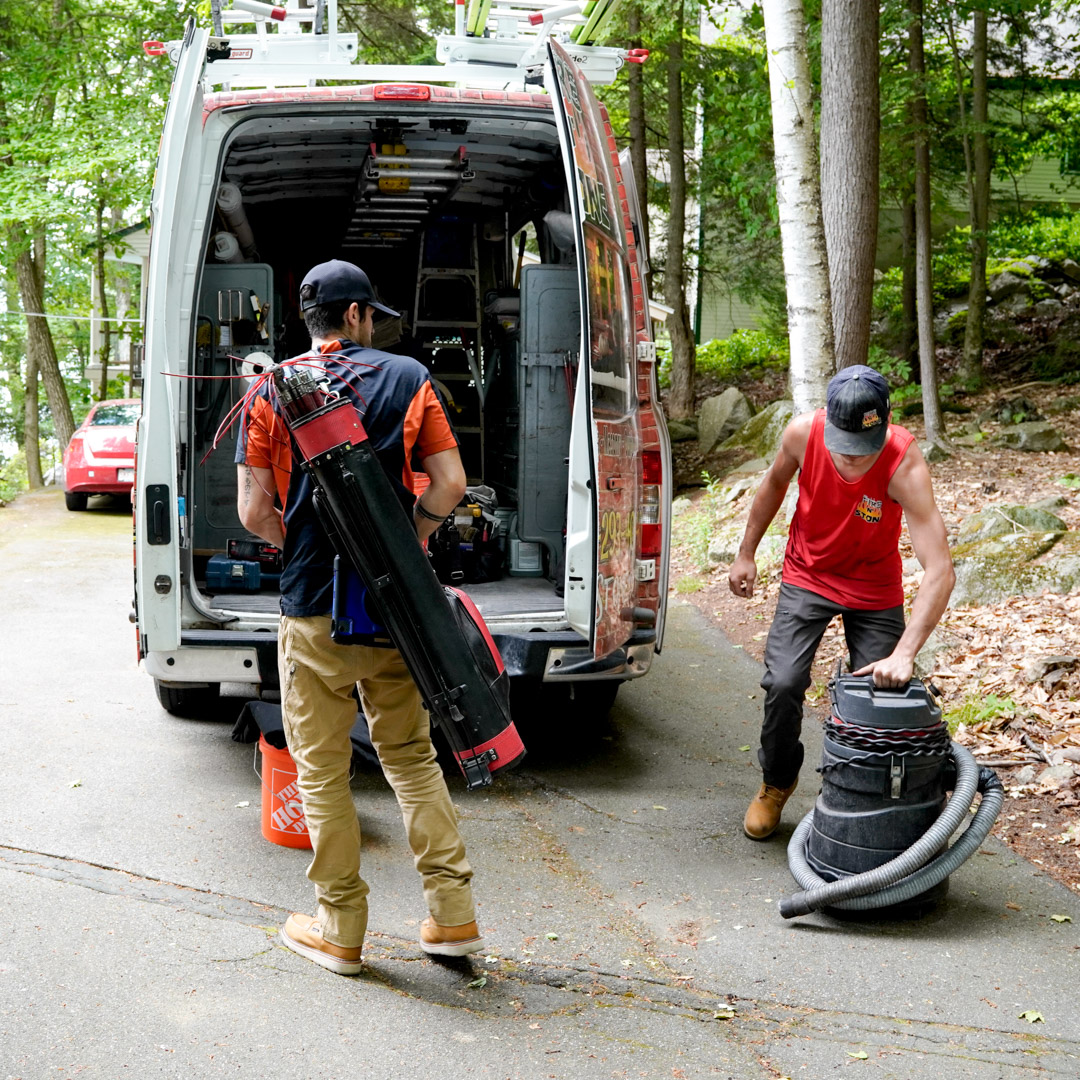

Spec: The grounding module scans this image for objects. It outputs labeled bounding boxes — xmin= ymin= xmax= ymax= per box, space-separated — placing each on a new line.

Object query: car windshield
xmin=90 ymin=404 xmax=139 ymax=427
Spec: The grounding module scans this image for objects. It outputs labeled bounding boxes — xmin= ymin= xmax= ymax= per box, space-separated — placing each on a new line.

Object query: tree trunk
xmin=909 ymin=0 xmax=948 ymax=450
xmin=959 ymin=10 xmax=989 ymax=388
xmin=627 ymin=2 xmax=651 ymax=294
xmin=95 ymin=197 xmax=112 ymax=401
xmin=762 ymin=0 xmax=834 ymax=414
xmin=10 ymin=228 xmax=75 ymax=449
xmin=23 ymin=348 xmax=44 ymax=489
xmin=900 ymin=193 xmax=919 ymax=382
xmin=664 ymin=4 xmax=697 ymax=420
xmin=820 ymin=0 xmax=879 ymax=371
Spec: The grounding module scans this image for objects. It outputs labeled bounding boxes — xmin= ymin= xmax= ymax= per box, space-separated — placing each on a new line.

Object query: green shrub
xmin=0 ymin=450 xmax=29 ymax=506
xmin=943 ymin=693 xmax=1016 ymax=735
xmin=659 ymin=329 xmax=789 ymax=388
xmin=873 ymin=206 xmax=1080 ymax=340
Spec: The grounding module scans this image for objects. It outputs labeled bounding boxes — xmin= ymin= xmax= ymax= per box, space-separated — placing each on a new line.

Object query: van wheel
xmin=155 ymin=680 xmax=221 ymax=718
xmin=64 ymin=491 xmax=88 ymax=511
xmin=568 ymin=681 xmax=621 ymax=718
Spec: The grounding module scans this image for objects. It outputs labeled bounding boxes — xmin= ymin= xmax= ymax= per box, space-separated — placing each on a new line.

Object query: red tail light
xmin=639 ymin=450 xmax=662 ymax=558
xmin=374 ymin=84 xmax=432 ymax=101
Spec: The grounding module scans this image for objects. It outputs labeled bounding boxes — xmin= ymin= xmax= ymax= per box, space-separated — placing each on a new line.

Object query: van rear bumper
xmin=146 ymin=627 xmax=656 ymax=690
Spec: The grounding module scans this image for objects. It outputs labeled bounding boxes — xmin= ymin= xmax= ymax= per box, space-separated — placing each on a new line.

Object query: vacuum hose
xmin=780 ymin=742 xmax=1004 ymax=919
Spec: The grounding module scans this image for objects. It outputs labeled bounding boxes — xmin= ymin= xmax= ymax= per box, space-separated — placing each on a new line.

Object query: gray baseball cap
xmin=299 ymin=260 xmax=399 ymax=319
xmin=823 ymin=365 xmax=890 ymax=455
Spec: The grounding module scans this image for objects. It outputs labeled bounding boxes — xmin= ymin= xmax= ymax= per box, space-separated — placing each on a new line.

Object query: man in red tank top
xmin=728 ymin=365 xmax=955 ymax=840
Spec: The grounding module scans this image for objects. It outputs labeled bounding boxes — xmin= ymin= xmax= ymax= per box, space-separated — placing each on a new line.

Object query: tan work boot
xmin=419 ymin=917 xmax=485 ymax=957
xmin=280 ymin=913 xmax=363 ymax=975
xmin=743 ymin=780 xmax=798 ymax=840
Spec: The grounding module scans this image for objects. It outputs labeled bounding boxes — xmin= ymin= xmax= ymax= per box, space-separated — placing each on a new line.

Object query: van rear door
xmin=546 ymin=40 xmax=644 ymax=661
xmin=134 ymin=21 xmax=207 ymax=655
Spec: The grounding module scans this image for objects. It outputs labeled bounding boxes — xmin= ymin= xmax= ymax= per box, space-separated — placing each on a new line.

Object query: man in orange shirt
xmin=237 ymin=260 xmax=483 ymax=973
xmin=729 ymin=366 xmax=955 ymax=840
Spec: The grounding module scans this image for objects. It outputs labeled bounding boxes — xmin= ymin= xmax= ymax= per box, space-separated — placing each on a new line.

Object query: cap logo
xmin=861 ymin=409 xmax=881 ymax=429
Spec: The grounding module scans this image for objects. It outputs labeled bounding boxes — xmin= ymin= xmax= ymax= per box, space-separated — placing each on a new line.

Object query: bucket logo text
xmin=271 ymin=771 xmax=309 ymax=834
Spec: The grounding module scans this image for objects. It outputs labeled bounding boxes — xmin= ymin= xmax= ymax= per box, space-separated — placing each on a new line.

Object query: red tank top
xmin=782 ymin=410 xmax=914 ymax=609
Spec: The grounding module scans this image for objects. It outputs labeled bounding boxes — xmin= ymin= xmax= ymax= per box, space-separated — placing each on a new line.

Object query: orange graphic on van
xmin=855 ymin=495 xmax=883 ymax=524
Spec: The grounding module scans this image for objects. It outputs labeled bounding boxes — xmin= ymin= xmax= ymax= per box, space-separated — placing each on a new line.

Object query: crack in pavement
xmin=4 ymin=843 xmax=1078 ymax=1075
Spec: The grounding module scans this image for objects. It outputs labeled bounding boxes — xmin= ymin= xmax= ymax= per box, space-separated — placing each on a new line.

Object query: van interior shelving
xmin=188 ymin=104 xmax=580 ymax=624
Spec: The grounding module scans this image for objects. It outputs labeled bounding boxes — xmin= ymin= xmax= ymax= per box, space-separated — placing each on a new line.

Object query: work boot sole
xmin=419 ymin=934 xmax=485 ymax=957
xmin=280 ymin=925 xmax=363 ymax=975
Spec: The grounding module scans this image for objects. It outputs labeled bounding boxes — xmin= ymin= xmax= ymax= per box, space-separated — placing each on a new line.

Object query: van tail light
xmin=374 ymin=84 xmax=432 ymax=101
xmin=639 ymin=450 xmax=662 ymax=558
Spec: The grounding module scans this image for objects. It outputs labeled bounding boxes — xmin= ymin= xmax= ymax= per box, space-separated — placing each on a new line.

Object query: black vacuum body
xmin=806 ymin=674 xmax=952 ymax=915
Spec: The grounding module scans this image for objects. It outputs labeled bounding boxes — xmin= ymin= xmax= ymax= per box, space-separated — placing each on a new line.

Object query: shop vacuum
xmin=272 ymin=363 xmax=525 ymax=789
xmin=780 ymin=668 xmax=1004 ymax=920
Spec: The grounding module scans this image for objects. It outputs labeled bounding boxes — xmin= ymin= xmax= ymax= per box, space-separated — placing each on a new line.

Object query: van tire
xmin=568 ymin=680 xmax=620 ymax=718
xmin=155 ymin=680 xmax=222 ymax=718
xmin=65 ymin=491 xmax=88 ymax=511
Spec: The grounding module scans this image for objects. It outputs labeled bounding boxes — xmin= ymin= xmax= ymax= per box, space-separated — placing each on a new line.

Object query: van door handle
xmin=146 ymin=484 xmax=171 ymax=545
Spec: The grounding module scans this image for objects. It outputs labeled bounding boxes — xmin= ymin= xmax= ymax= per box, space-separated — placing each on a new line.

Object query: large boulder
xmin=697 ymin=388 xmax=755 ymax=455
xmin=950 ymin=530 xmax=1080 ymax=607
xmin=988 ymin=269 xmax=1031 ymax=302
xmin=719 ymin=399 xmax=794 ymax=460
xmin=666 ymin=417 xmax=699 ymax=443
xmin=991 ymin=421 xmax=1069 ymax=452
xmin=957 ymin=503 xmax=1068 ymax=545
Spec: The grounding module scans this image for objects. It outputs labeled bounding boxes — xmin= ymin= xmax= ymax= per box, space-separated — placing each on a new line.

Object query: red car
xmin=62 ymin=398 xmax=140 ymax=511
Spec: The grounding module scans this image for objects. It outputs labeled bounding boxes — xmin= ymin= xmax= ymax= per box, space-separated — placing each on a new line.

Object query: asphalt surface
xmin=1 ymin=487 xmax=1078 ymax=1080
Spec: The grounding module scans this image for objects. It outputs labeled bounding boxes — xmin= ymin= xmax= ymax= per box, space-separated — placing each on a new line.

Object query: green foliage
xmin=659 ymin=328 xmax=789 ymax=387
xmin=867 ymin=343 xmax=911 ymax=387
xmin=943 ymin=693 xmax=1016 ymax=735
xmin=1057 ymin=473 xmax=1080 ymax=490
xmin=0 ymin=449 xmax=28 ymax=505
xmin=874 ymin=206 xmax=1080 ymax=333
xmin=674 ymin=575 xmax=705 ymax=595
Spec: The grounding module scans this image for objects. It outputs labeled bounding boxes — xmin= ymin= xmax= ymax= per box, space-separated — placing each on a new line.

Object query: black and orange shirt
xmin=235 ymin=339 xmax=458 ymax=616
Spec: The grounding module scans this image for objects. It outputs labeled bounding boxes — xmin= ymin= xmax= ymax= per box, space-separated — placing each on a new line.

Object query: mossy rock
xmin=719 ymin=399 xmax=793 ymax=460
xmin=950 ymin=531 xmax=1080 ymax=607
xmin=957 ymin=504 xmax=1068 ymax=545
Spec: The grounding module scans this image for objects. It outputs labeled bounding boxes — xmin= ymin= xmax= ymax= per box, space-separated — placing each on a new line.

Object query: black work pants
xmin=758 ymin=582 xmax=906 ymax=788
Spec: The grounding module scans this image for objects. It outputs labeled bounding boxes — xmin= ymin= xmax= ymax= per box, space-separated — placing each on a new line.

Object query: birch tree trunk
xmin=762 ymin=0 xmax=834 ymax=415
xmin=959 ymin=9 xmax=989 ymax=388
xmin=909 ymin=0 xmax=949 ymax=450
xmin=664 ymin=2 xmax=698 ymax=420
xmin=820 ymin=0 xmax=879 ymax=371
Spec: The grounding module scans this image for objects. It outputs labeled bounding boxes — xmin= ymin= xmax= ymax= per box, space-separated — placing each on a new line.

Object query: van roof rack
xmin=166 ymin=0 xmax=643 ymax=91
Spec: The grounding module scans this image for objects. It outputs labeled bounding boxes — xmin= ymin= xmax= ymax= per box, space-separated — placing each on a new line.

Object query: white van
xmin=133 ymin=2 xmax=671 ymax=719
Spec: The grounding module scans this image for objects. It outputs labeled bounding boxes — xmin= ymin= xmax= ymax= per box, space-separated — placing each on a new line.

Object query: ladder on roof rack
xmin=169 ymin=0 xmax=644 ymax=91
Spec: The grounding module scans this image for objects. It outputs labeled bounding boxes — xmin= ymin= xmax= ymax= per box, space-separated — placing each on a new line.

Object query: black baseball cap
xmin=824 ymin=365 xmax=891 ymax=455
xmin=299 ymin=260 xmax=399 ymax=319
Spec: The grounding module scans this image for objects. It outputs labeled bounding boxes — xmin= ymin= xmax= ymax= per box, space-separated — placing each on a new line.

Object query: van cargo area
xmin=188 ymin=103 xmax=589 ymax=651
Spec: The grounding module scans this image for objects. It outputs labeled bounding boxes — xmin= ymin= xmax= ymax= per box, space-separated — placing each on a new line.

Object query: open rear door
xmin=134 ymin=20 xmax=207 ymax=655
xmin=546 ymin=40 xmax=643 ymax=661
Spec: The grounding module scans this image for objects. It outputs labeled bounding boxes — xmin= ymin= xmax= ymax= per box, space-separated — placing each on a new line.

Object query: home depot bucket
xmin=256 ymin=734 xmax=312 ymax=849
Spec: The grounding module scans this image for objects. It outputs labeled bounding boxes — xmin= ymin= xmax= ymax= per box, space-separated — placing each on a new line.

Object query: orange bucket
xmin=256 ymin=734 xmax=312 ymax=849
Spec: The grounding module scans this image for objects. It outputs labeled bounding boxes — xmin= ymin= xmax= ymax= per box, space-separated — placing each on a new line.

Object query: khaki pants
xmin=279 ymin=615 xmax=475 ymax=949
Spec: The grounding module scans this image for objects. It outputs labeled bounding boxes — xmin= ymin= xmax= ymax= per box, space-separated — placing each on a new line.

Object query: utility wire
xmin=0 ymin=310 xmax=137 ymax=324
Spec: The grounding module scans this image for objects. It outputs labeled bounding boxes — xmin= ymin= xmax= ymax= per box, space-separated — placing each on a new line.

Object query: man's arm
xmin=413 ymin=447 xmax=467 ymax=542
xmin=852 ymin=443 xmax=955 ymax=687
xmin=237 ymin=464 xmax=285 ymax=549
xmin=728 ymin=413 xmax=810 ymax=598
